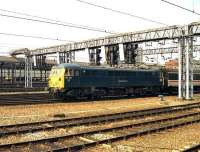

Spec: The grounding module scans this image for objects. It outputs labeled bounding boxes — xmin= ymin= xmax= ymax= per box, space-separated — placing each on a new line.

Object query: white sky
xmin=0 ymin=0 xmax=200 ymax=55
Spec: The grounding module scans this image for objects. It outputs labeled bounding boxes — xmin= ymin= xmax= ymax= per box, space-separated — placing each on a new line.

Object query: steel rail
xmin=0 ymin=93 xmax=59 ymax=105
xmin=0 ymin=111 xmax=200 ymax=151
xmin=1 ymin=102 xmax=200 ymax=137
xmin=55 ymin=114 xmax=200 ymax=152
xmin=182 ymin=143 xmax=200 ymax=152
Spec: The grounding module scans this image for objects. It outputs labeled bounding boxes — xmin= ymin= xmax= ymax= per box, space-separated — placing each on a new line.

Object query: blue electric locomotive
xmin=48 ymin=63 xmax=163 ymax=98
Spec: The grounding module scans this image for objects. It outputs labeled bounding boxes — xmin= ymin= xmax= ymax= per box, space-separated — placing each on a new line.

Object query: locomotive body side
xmin=48 ymin=63 xmax=163 ymax=98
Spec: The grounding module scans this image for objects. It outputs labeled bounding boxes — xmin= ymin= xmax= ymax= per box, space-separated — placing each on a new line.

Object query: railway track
xmin=0 ymin=93 xmax=149 ymax=105
xmin=0 ymin=91 xmax=186 ymax=105
xmin=0 ymin=94 xmax=156 ymax=105
xmin=182 ymin=144 xmax=200 ymax=152
xmin=0 ymin=98 xmax=59 ymax=105
xmin=0 ymin=91 xmax=199 ymax=106
xmin=0 ymin=102 xmax=200 ymax=151
xmin=0 ymin=93 xmax=60 ymax=105
xmin=1 ymin=101 xmax=200 ymax=137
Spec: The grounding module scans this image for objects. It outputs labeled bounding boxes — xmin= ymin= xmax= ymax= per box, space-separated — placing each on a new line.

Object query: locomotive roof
xmin=57 ymin=63 xmax=161 ymax=72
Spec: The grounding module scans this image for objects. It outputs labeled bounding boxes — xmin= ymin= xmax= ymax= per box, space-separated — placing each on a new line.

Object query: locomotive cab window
xmin=69 ymin=69 xmax=74 ymax=76
xmin=65 ymin=69 xmax=75 ymax=76
xmin=64 ymin=69 xmax=69 ymax=76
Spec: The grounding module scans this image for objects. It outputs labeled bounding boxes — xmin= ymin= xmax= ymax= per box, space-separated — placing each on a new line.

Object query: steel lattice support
xmin=11 ymin=21 xmax=200 ymax=57
xmin=178 ymin=35 xmax=186 ymax=99
xmin=185 ymin=25 xmax=194 ymax=99
xmin=178 ymin=26 xmax=194 ymax=99
xmin=185 ymin=37 xmax=193 ymax=99
xmin=25 ymin=56 xmax=32 ymax=88
xmin=22 ymin=26 xmax=180 ymax=56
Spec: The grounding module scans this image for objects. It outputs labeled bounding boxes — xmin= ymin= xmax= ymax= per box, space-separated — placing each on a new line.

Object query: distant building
xmin=165 ymin=59 xmax=200 ymax=70
xmin=165 ymin=59 xmax=178 ymax=70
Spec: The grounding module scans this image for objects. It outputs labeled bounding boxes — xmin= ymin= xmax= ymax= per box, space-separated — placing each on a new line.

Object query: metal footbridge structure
xmin=11 ymin=21 xmax=200 ymax=100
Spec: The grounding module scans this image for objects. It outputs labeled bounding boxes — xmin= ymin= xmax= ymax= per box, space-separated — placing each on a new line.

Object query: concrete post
xmin=56 ymin=52 xmax=60 ymax=65
xmin=119 ymin=43 xmax=124 ymax=63
xmin=100 ymin=46 xmax=106 ymax=64
xmin=33 ymin=55 xmax=36 ymax=67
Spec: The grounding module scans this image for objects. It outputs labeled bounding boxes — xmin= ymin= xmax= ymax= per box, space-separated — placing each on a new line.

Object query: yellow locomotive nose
xmin=48 ymin=67 xmax=65 ymax=90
